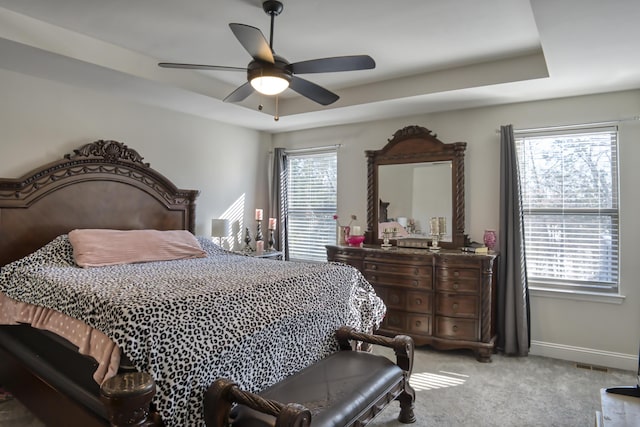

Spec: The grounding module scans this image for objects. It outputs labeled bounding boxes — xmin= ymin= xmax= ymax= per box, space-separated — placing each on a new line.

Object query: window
xmin=515 ymin=125 xmax=619 ymax=294
xmin=286 ymin=150 xmax=337 ymax=262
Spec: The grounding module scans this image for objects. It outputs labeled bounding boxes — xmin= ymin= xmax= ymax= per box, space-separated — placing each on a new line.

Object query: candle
xmin=268 ymin=217 xmax=277 ymax=230
xmin=429 ymin=217 xmax=439 ymax=235
xmin=255 ymin=209 xmax=263 ymax=221
xmin=438 ymin=217 xmax=446 ymax=235
xmin=256 ymin=240 xmax=264 ymax=254
xmin=351 ymin=225 xmax=361 ymax=236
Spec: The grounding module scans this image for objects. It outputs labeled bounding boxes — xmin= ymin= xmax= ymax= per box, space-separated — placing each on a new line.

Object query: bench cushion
xmin=231 ymin=351 xmax=403 ymax=427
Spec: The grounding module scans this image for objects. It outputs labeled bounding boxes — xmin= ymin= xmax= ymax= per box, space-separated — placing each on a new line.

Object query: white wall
xmin=0 ymin=68 xmax=271 ymax=243
xmin=274 ymin=89 xmax=640 ymax=370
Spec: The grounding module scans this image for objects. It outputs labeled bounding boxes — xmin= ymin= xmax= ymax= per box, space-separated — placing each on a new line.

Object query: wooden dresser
xmin=327 ymin=244 xmax=498 ymax=362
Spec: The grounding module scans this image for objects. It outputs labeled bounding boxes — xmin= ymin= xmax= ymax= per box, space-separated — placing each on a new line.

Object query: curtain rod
xmin=496 ymin=116 xmax=640 ymax=134
xmin=279 ymin=144 xmax=342 ymax=154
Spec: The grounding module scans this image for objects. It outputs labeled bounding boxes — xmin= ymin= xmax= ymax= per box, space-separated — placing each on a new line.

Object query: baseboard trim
xmin=530 ymin=340 xmax=637 ymax=372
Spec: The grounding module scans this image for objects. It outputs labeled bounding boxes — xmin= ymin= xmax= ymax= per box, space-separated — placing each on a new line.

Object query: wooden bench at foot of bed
xmin=204 ymin=326 xmax=417 ymax=427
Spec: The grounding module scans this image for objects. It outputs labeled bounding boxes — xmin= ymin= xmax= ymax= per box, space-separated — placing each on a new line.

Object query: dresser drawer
xmin=364 ymin=261 xmax=431 ymax=277
xmin=365 ymin=272 xmax=431 ymax=289
xmin=384 ymin=287 xmax=406 ymax=310
xmin=383 ymin=309 xmax=406 ymax=332
xmin=434 ymin=316 xmax=478 ymax=341
xmin=435 ymin=293 xmax=478 ymax=318
xmin=377 ymin=286 xmax=432 ymax=313
xmin=383 ymin=310 xmax=431 ymax=336
xmin=327 ymin=248 xmax=364 ymax=269
xmin=407 ymin=314 xmax=431 ymax=335
xmin=331 ymin=255 xmax=363 ymax=270
xmin=406 ymin=291 xmax=432 ymax=313
xmin=436 ymin=268 xmax=480 ymax=293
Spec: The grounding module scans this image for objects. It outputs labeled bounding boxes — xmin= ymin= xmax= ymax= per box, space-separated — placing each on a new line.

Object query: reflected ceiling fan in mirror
xmin=158 ymin=0 xmax=375 ymax=109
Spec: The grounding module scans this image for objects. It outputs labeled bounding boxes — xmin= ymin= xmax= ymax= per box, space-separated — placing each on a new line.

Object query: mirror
xmin=366 ymin=125 xmax=467 ymax=249
xmin=378 ymin=161 xmax=453 ymax=241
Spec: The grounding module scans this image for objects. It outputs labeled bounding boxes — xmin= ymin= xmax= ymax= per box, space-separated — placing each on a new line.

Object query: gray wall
xmin=274 ymin=89 xmax=640 ymax=370
xmin=0 ymin=67 xmax=271 ymax=242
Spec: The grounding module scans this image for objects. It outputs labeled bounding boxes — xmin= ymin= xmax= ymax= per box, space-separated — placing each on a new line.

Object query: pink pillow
xmin=69 ymin=229 xmax=206 ymax=268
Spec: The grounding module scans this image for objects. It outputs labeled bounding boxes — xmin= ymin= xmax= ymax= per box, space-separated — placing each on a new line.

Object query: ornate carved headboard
xmin=0 ymin=140 xmax=199 ymax=266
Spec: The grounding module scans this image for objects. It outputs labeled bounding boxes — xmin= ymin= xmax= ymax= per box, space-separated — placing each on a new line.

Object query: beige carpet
xmin=369 ymin=346 xmax=635 ymax=427
xmin=0 ymin=346 xmax=636 ymax=427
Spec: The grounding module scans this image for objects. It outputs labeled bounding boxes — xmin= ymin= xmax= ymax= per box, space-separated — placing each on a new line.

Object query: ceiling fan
xmin=158 ymin=0 xmax=375 ymax=106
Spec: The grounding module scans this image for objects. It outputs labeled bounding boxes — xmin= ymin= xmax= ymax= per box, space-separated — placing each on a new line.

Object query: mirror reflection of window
xmin=378 ymin=161 xmax=452 ymax=241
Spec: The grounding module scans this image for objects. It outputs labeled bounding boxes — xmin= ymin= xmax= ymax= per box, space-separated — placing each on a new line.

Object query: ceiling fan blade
xmin=290 ymin=55 xmax=375 ymax=74
xmin=158 ymin=62 xmax=247 ymax=72
xmin=223 ymin=82 xmax=255 ymax=103
xmin=289 ymin=76 xmax=339 ymax=105
xmin=229 ymin=23 xmax=274 ymax=63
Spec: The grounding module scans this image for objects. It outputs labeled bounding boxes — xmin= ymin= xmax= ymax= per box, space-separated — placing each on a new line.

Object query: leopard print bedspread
xmin=0 ymin=236 xmax=386 ymax=427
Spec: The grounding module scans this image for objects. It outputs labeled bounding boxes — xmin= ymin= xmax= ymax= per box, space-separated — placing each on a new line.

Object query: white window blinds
xmin=515 ymin=126 xmax=619 ymax=293
xmin=286 ymin=150 xmax=337 ymax=262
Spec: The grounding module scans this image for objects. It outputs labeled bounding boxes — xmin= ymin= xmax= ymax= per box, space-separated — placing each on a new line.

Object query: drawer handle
xmin=413 ymin=268 xmax=419 ymax=275
xmin=371 ymin=265 xmax=377 ymax=270
xmin=371 ymin=275 xmax=377 ymax=281
xmin=452 ymin=303 xmax=459 ymax=310
xmin=452 ymin=325 xmax=458 ymax=332
xmin=453 ymin=283 xmax=460 ymax=290
xmin=415 ymin=298 xmax=422 ymax=305
xmin=454 ymin=271 xmax=460 ymax=277
xmin=412 ymin=280 xmax=419 ymax=287
xmin=415 ymin=320 xmax=422 ymax=327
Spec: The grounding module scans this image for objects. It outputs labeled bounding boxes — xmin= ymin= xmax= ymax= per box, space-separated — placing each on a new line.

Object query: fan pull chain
xmin=274 ymin=95 xmax=279 ymax=121
xmin=258 ymin=68 xmax=264 ymax=111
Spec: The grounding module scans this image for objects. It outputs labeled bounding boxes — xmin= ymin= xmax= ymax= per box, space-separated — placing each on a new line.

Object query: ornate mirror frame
xmin=366 ymin=125 xmax=467 ymax=249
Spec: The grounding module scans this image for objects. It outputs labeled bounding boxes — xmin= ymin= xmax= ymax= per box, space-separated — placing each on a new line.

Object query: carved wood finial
xmin=65 ymin=140 xmax=149 ymax=166
xmin=389 ymin=125 xmax=437 ymax=142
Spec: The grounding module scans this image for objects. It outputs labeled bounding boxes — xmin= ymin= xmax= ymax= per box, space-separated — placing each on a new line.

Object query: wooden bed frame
xmin=0 ymin=140 xmax=199 ymax=426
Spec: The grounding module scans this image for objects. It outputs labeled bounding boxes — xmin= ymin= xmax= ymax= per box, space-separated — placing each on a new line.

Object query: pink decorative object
xmin=68 ymin=229 xmax=206 ymax=268
xmin=347 ymin=234 xmax=365 ymax=247
xmin=268 ymin=217 xmax=277 ymax=230
xmin=483 ymin=229 xmax=497 ymax=250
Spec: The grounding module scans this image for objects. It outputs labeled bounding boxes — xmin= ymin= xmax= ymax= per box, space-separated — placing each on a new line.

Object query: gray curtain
xmin=270 ymin=148 xmax=289 ymax=260
xmin=498 ymin=124 xmax=530 ymax=356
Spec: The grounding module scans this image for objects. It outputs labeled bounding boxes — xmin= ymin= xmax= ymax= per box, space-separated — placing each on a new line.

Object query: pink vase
xmin=483 ymin=230 xmax=497 ymax=250
xmin=347 ymin=235 xmax=365 ymax=247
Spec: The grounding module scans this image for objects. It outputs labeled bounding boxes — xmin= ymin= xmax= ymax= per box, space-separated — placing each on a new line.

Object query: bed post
xmin=100 ymin=372 xmax=161 ymax=427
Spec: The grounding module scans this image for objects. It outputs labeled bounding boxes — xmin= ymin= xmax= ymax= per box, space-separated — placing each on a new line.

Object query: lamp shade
xmin=211 ymin=219 xmax=231 ymax=238
xmin=250 ymin=75 xmax=289 ymax=95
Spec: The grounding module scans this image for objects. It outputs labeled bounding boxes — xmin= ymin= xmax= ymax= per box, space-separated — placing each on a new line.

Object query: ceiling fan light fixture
xmin=158 ymin=0 xmax=375 ymax=106
xmin=251 ymin=75 xmax=289 ymax=95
